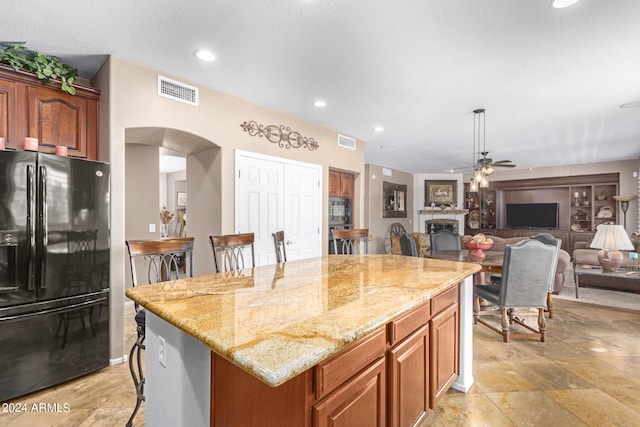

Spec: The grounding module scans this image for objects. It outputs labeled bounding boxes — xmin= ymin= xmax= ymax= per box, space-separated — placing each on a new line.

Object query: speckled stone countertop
xmin=126 ymin=254 xmax=480 ymax=387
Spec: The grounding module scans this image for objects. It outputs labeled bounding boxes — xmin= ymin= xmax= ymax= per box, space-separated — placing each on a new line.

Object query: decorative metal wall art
xmin=240 ymin=120 xmax=319 ymax=151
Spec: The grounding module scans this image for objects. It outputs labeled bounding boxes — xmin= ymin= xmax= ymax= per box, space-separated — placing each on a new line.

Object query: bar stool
xmin=331 ymin=228 xmax=369 ymax=254
xmin=209 ymin=232 xmax=255 ymax=272
xmin=125 ymin=237 xmax=194 ymax=427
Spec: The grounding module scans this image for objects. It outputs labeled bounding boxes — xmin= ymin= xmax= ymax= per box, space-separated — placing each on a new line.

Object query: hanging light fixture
xmin=471 ymin=109 xmax=490 ymax=189
xmin=469 ymin=111 xmax=479 ymax=193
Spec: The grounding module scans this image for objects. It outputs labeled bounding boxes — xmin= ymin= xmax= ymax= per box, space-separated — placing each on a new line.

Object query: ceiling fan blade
xmin=490 ymin=160 xmax=513 ymax=165
xmin=493 ymin=163 xmax=516 ymax=168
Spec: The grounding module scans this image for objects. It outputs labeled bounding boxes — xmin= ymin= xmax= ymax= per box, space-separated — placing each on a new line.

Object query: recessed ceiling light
xmin=373 ymin=126 xmax=385 ymax=132
xmin=313 ymin=100 xmax=326 ymax=107
xmin=620 ymin=100 xmax=640 ymax=109
xmin=551 ymin=0 xmax=580 ymax=8
xmin=194 ymin=49 xmax=216 ymax=62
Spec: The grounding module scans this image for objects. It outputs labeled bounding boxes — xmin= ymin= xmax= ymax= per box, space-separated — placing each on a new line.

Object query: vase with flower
xmin=160 ymin=206 xmax=174 ymax=238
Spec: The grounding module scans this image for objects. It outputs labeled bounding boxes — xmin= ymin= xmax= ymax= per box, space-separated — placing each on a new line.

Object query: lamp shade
xmin=612 ymin=195 xmax=637 ymax=203
xmin=589 ymin=224 xmax=634 ymax=250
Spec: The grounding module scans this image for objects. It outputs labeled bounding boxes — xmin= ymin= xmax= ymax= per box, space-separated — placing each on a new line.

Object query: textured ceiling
xmin=3 ymin=0 xmax=640 ymax=173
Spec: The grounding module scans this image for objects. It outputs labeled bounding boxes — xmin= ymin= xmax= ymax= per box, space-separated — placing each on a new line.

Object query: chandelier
xmin=469 ymin=108 xmax=489 ymax=192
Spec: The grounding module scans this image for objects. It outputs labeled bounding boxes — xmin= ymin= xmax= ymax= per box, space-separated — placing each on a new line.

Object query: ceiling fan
xmin=476 ymin=151 xmax=516 ymax=175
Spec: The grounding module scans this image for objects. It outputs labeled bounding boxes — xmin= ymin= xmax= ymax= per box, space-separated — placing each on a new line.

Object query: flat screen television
xmin=506 ymin=203 xmax=559 ymax=229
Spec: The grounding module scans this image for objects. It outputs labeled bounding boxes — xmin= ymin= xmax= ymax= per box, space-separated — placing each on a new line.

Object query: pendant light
xmin=469 ymin=111 xmax=479 ymax=193
xmin=471 ymin=109 xmax=489 ymax=190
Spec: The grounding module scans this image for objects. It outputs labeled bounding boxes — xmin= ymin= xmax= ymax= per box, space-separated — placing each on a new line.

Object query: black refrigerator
xmin=0 ymin=151 xmax=110 ymax=402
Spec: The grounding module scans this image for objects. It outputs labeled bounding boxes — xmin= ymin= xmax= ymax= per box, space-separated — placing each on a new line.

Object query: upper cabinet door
xmin=0 ymin=78 xmax=18 ymax=149
xmin=329 ymin=169 xmax=355 ymax=199
xmin=0 ymin=66 xmax=100 ymax=160
xmin=328 ymin=169 xmax=341 ymax=197
xmin=340 ymin=172 xmax=354 ymax=199
xmin=26 ymin=85 xmax=93 ymax=158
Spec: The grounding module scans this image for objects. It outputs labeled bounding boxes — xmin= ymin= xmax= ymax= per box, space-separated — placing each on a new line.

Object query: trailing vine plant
xmin=0 ymin=43 xmax=78 ymax=95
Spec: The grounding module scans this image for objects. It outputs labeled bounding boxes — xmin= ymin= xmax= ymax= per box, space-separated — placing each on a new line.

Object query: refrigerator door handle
xmin=27 ymin=165 xmax=36 ymax=291
xmin=39 ymin=165 xmax=48 ymax=289
xmin=0 ymin=296 xmax=108 ymax=322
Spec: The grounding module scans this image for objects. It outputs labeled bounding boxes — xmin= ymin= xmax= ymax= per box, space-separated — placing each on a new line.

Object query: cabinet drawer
xmin=431 ymin=285 xmax=458 ymax=316
xmin=388 ymin=302 xmax=430 ymax=346
xmin=314 ymin=327 xmax=386 ymax=399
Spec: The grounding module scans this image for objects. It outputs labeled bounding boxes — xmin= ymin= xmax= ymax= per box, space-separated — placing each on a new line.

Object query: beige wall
xmin=364 ymin=164 xmax=414 ymax=253
xmin=96 ymin=56 xmax=366 ymax=360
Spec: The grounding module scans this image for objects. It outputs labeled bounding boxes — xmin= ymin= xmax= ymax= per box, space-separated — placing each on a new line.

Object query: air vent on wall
xmin=337 ymin=134 xmax=356 ymax=150
xmin=157 ymin=75 xmax=199 ymax=106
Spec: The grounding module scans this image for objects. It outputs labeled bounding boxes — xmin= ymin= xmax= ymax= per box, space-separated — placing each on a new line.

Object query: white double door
xmin=235 ymin=150 xmax=322 ymax=266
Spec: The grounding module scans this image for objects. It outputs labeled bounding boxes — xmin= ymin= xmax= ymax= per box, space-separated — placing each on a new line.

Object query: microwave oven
xmin=328 ymin=197 xmax=352 ymax=226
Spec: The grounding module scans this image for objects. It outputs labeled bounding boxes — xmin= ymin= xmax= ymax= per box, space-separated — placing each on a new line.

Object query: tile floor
xmin=2 ymin=299 xmax=639 ymax=426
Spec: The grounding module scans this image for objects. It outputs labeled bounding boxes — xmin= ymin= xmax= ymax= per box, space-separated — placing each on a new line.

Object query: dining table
xmin=428 ymin=249 xmax=504 ymax=281
xmin=428 ymin=249 xmax=556 ymax=318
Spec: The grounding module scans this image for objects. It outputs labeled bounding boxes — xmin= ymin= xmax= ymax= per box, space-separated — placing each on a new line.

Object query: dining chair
xmin=400 ymin=232 xmax=419 ymax=257
xmin=209 ymin=232 xmax=256 ymax=272
xmin=472 ymin=237 xmax=559 ymax=342
xmin=331 ymin=228 xmax=369 ymax=254
xmin=530 ymin=233 xmax=562 ymax=318
xmin=430 ymin=229 xmax=461 ymax=251
xmin=386 ymin=222 xmax=407 ymax=254
xmin=125 ymin=237 xmax=195 ymax=427
xmin=272 ymin=230 xmax=287 ymax=263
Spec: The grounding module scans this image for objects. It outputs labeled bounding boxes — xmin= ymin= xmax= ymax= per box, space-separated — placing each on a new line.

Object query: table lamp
xmin=589 ymin=224 xmax=634 ymax=272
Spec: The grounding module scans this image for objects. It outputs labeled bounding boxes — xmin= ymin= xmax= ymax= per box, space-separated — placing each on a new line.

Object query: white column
xmin=452 ymin=275 xmax=474 ymax=392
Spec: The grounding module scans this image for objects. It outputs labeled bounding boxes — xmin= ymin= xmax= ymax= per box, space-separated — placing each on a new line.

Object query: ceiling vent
xmin=337 ymin=134 xmax=356 ymax=150
xmin=157 ymin=75 xmax=199 ymax=106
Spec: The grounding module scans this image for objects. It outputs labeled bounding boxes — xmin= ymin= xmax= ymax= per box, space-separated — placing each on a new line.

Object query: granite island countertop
xmin=126 ymin=254 xmax=480 ymax=387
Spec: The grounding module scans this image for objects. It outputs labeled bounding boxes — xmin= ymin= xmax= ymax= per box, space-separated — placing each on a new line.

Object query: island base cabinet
xmin=313 ymin=357 xmax=386 ymax=427
xmin=211 ymin=353 xmax=314 ymax=427
xmin=429 ymin=303 xmax=459 ymax=408
xmin=387 ymin=324 xmax=430 ymax=427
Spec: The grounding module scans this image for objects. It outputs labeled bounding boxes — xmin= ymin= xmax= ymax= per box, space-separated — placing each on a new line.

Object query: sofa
xmin=489 ymin=236 xmax=571 ymax=295
xmin=571 ymin=233 xmax=640 ymax=292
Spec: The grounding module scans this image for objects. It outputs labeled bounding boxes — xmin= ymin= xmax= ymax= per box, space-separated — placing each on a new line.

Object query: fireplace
xmin=425 ymin=219 xmax=459 ymax=235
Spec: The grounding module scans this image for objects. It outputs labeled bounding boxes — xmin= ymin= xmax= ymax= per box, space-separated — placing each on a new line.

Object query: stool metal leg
xmin=126 ymin=322 xmax=145 ymax=427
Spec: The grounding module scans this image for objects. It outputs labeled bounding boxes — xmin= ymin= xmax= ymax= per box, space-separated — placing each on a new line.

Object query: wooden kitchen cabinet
xmin=387 ymin=302 xmax=431 ymax=427
xmin=313 ymin=357 xmax=386 ymax=427
xmin=328 ymin=169 xmax=355 ymax=199
xmin=340 ymin=172 xmax=354 ymax=198
xmin=429 ymin=287 xmax=459 ymax=409
xmin=0 ymin=77 xmax=18 ymax=148
xmin=388 ymin=324 xmax=430 ymax=427
xmin=0 ymin=65 xmax=99 ymax=159
xmin=209 ymin=286 xmax=461 ymax=427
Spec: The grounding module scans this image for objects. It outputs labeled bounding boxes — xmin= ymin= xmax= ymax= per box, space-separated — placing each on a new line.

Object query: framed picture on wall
xmin=177 ymin=191 xmax=187 ymax=207
xmin=383 ymin=181 xmax=407 ymax=218
xmin=425 ymin=180 xmax=457 ymax=206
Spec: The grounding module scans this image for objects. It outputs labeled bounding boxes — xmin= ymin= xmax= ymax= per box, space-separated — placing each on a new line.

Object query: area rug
xmin=554 ymin=269 xmax=640 ymax=311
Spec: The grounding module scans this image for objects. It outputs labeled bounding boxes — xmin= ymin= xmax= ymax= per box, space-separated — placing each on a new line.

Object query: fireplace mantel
xmin=419 ymin=209 xmax=469 ymax=215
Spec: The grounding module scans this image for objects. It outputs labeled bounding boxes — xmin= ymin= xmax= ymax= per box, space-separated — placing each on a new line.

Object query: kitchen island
xmin=126 ymin=254 xmax=480 ymax=427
